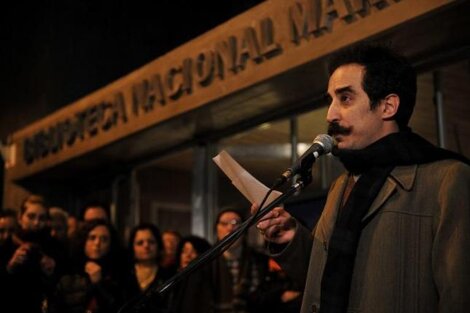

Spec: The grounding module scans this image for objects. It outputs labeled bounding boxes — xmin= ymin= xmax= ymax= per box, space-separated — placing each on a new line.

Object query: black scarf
xmin=319 ymin=131 xmax=468 ymax=313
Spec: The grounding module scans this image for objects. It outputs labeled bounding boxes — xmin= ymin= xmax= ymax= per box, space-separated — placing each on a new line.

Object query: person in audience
xmin=122 ymin=223 xmax=172 ymax=312
xmin=166 ymin=235 xmax=213 ymax=313
xmin=0 ymin=208 xmax=17 ymax=246
xmin=1 ymin=195 xmax=64 ymax=313
xmin=176 ymin=235 xmax=211 ymax=270
xmin=81 ymin=201 xmax=110 ymax=223
xmin=160 ymin=230 xmax=181 ymax=274
xmin=211 ymin=208 xmax=269 ymax=313
xmin=67 ymin=214 xmax=80 ymax=239
xmin=0 ymin=208 xmax=19 ymax=303
xmin=48 ymin=219 xmax=125 ymax=313
xmin=255 ymin=258 xmax=303 ymax=313
xmin=49 ymin=206 xmax=69 ymax=244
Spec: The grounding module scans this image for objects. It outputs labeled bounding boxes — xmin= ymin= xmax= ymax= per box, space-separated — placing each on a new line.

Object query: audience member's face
xmin=162 ymin=232 xmax=179 ymax=256
xmin=216 ymin=211 xmax=242 ymax=241
xmin=327 ymin=63 xmax=388 ymax=150
xmin=50 ymin=216 xmax=68 ymax=242
xmin=85 ymin=225 xmax=111 ymax=260
xmin=180 ymin=242 xmax=198 ymax=269
xmin=67 ymin=216 xmax=79 ymax=238
xmin=19 ymin=203 xmax=48 ymax=232
xmin=0 ymin=216 xmax=16 ymax=244
xmin=84 ymin=207 xmax=108 ymax=222
xmin=133 ymin=229 xmax=158 ymax=263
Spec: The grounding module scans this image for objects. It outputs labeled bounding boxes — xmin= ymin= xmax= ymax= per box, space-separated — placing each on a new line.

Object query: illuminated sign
xmin=18 ymin=0 xmax=433 ymax=168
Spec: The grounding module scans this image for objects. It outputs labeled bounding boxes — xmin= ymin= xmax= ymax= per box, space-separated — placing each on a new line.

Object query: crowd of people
xmin=1 ymin=44 xmax=468 ymax=313
xmin=0 ymin=197 xmax=302 ymax=313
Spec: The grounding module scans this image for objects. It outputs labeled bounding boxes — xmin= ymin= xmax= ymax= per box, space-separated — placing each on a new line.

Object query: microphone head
xmin=313 ymin=134 xmax=334 ymax=154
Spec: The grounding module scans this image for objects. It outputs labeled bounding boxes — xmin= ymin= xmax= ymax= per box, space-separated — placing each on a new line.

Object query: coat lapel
xmin=315 ymin=174 xmax=348 ymax=243
xmin=315 ymin=165 xmax=417 ymax=238
xmin=362 ymin=165 xmax=417 ymax=221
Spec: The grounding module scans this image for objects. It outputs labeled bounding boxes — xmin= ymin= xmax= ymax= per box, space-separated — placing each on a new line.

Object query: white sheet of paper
xmin=213 ymin=150 xmax=282 ymax=208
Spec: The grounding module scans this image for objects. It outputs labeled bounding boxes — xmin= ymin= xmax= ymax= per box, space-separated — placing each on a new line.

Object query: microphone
xmin=273 ymin=134 xmax=334 ymax=188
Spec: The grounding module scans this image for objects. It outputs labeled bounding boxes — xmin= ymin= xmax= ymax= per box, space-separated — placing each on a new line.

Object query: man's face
xmin=84 ymin=207 xmax=108 ymax=222
xmin=326 ymin=63 xmax=388 ymax=150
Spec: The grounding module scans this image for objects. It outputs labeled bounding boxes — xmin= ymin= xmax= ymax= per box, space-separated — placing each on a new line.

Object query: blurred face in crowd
xmin=85 ymin=225 xmax=111 ymax=260
xmin=50 ymin=215 xmax=68 ymax=242
xmin=0 ymin=216 xmax=17 ymax=244
xmin=133 ymin=229 xmax=158 ymax=264
xmin=180 ymin=241 xmax=198 ymax=269
xmin=216 ymin=211 xmax=242 ymax=241
xmin=84 ymin=206 xmax=108 ymax=222
xmin=162 ymin=232 xmax=179 ymax=257
xmin=19 ymin=203 xmax=48 ymax=232
xmin=67 ymin=216 xmax=79 ymax=238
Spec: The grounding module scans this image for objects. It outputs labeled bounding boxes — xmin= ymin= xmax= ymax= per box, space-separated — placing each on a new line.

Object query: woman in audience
xmin=48 ymin=219 xmax=125 ymax=313
xmin=167 ymin=235 xmax=213 ymax=313
xmin=176 ymin=235 xmax=211 ymax=270
xmin=122 ymin=223 xmax=172 ymax=312
xmin=1 ymin=195 xmax=63 ymax=313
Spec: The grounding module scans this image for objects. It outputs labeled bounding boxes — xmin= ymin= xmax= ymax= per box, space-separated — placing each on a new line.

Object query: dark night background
xmin=0 ymin=0 xmax=264 ymax=141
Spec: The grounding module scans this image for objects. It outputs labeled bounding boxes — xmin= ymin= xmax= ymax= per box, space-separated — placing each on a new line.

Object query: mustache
xmin=327 ymin=122 xmax=352 ymax=136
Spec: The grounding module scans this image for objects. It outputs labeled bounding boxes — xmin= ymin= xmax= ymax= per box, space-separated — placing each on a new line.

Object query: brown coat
xmin=274 ymin=160 xmax=470 ymax=313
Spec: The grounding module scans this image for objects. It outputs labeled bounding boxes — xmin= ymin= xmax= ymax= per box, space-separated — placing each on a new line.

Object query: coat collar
xmin=315 ymin=165 xmax=418 ymax=241
xmin=363 ymin=164 xmax=417 ymax=221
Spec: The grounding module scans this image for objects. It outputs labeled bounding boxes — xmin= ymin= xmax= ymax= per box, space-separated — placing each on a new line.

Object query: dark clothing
xmin=48 ymin=264 xmax=126 ymax=313
xmin=254 ymin=269 xmax=303 ymax=313
xmin=0 ymin=238 xmax=25 ymax=313
xmin=0 ymin=229 xmax=66 ymax=313
xmin=211 ymin=247 xmax=268 ymax=313
xmin=121 ymin=266 xmax=173 ymax=313
xmin=167 ymin=264 xmax=215 ymax=313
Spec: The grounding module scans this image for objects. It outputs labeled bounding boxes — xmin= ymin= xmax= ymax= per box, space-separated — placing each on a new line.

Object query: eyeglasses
xmin=218 ymin=219 xmax=242 ymax=227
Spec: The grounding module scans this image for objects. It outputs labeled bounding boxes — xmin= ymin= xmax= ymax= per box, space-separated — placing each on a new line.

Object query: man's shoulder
xmin=393 ymin=159 xmax=470 ymax=192
xmin=416 ymin=159 xmax=469 ymax=177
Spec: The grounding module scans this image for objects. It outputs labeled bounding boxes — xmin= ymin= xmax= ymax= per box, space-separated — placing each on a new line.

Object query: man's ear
xmin=382 ymin=94 xmax=399 ymax=120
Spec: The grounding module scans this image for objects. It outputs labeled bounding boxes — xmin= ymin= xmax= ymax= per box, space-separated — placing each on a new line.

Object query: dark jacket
xmin=0 ymin=229 xmax=65 ymax=313
xmin=167 ymin=263 xmax=215 ymax=313
xmin=211 ymin=246 xmax=269 ymax=313
xmin=48 ymin=262 xmax=125 ymax=313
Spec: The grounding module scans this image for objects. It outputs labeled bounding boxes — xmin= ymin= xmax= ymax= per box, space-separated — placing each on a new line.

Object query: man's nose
xmin=326 ymin=102 xmax=339 ymax=124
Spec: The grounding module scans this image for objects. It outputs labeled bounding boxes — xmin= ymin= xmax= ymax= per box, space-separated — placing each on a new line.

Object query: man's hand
xmin=251 ymin=203 xmax=296 ymax=244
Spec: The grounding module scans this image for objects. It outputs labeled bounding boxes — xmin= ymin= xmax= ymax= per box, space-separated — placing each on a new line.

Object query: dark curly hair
xmin=175 ymin=235 xmax=211 ymax=269
xmin=71 ymin=219 xmax=123 ymax=274
xmin=328 ymin=43 xmax=417 ymax=130
xmin=127 ymin=222 xmax=164 ymax=263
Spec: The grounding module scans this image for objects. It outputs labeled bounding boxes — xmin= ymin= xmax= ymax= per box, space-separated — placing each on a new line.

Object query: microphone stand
xmin=119 ymin=170 xmax=313 ymax=313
